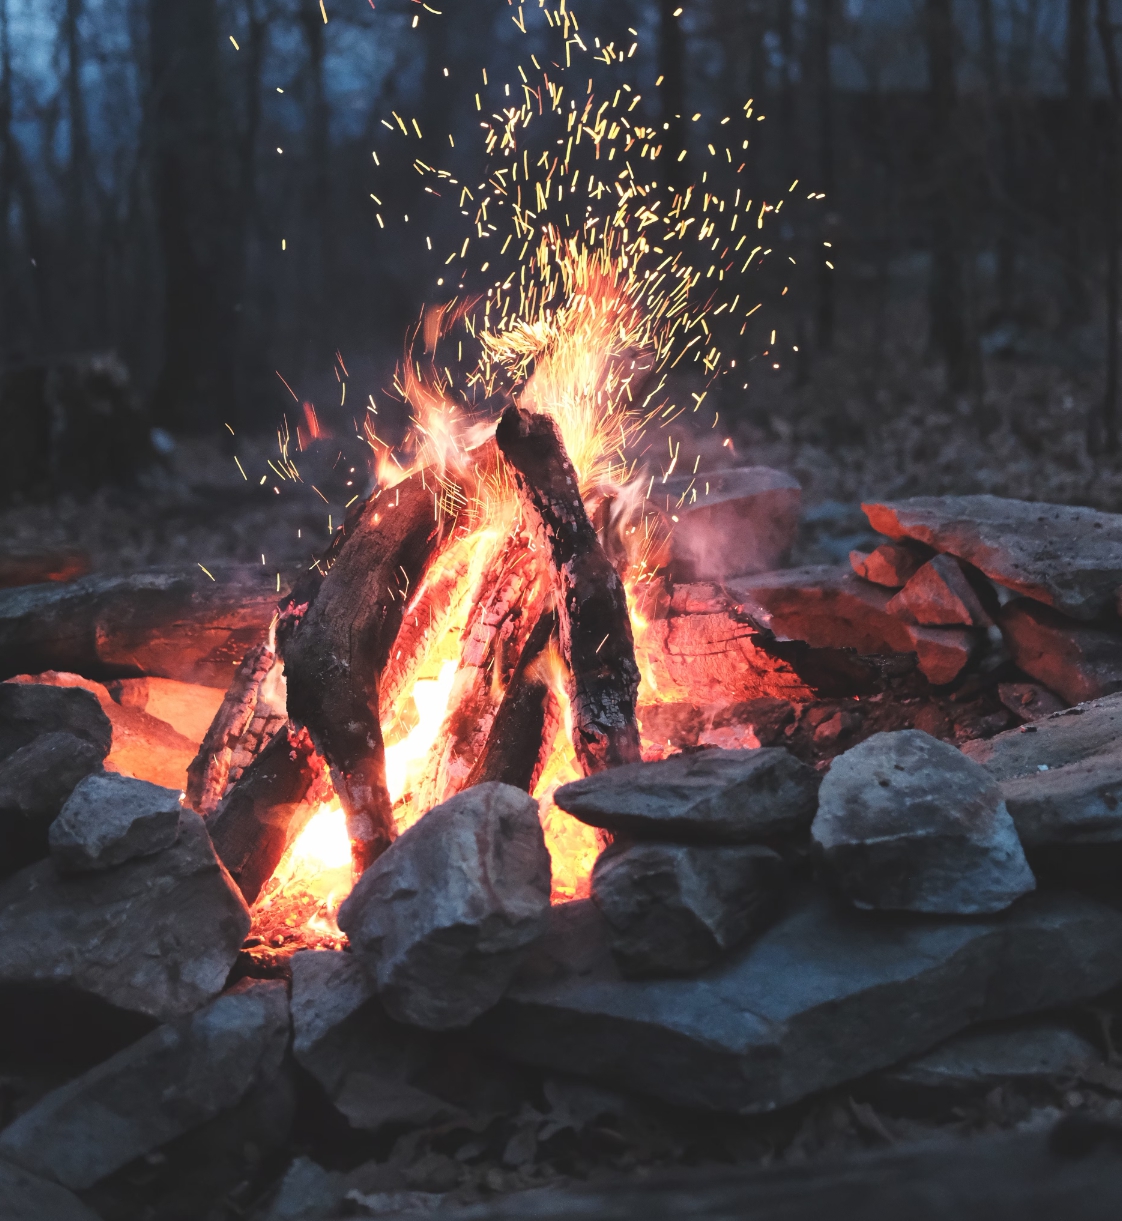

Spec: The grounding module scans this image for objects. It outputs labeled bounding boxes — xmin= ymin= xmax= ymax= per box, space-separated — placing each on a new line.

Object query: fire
xmin=384 ymin=659 xmax=458 ymax=807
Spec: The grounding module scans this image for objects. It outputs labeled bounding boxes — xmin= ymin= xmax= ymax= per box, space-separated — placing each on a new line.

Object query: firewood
xmin=495 ymin=405 xmax=641 ymax=773
xmin=205 ymin=722 xmax=331 ymax=905
xmin=466 ymin=608 xmax=560 ymax=793
xmin=281 ymin=471 xmax=460 ymax=872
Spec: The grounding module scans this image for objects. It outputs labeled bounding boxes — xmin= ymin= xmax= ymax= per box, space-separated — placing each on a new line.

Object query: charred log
xmin=495 ymin=405 xmax=641 ymax=774
xmin=466 ymin=608 xmax=560 ymax=793
xmin=281 ymin=471 xmax=459 ymax=873
xmin=205 ymin=722 xmax=331 ymax=905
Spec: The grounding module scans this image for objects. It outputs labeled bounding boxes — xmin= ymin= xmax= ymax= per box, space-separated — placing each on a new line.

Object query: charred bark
xmin=205 ymin=722 xmax=330 ymax=905
xmin=281 ymin=471 xmax=458 ymax=873
xmin=495 ymin=405 xmax=641 ymax=774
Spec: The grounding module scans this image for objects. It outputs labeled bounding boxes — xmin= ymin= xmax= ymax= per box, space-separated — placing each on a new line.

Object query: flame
xmin=385 ymin=659 xmax=458 ymax=808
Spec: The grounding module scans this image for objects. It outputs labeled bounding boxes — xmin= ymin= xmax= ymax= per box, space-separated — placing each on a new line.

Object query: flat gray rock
xmin=0 ymin=732 xmax=106 ymax=878
xmin=998 ymin=599 xmax=1122 ymax=705
xmin=962 ymin=693 xmax=1122 ymax=778
xmin=0 ymin=682 xmax=111 ymax=761
xmin=0 ymin=979 xmax=288 ymax=1190
xmin=290 ymin=950 xmax=452 ymax=1132
xmin=657 ymin=467 xmax=800 ymax=581
xmin=591 ymin=841 xmax=788 ymax=977
xmin=812 ymin=731 xmax=1035 ymax=914
xmin=998 ymin=751 xmax=1122 ymax=848
xmin=338 ymin=782 xmax=551 ymax=1030
xmin=0 ymin=808 xmax=250 ymax=1020
xmin=473 ymin=887 xmax=1122 ymax=1114
xmin=49 ymin=771 xmax=181 ymax=874
xmin=554 ymin=748 xmax=820 ymax=844
xmin=864 ymin=494 xmax=1122 ymax=621
xmin=0 ymin=1158 xmax=101 ymax=1221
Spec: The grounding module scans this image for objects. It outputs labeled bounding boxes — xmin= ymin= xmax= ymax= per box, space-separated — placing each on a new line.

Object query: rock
xmin=474 ymin=887 xmax=1122 ymax=1115
xmin=555 ymin=747 xmax=820 ymax=845
xmin=0 ymin=1158 xmax=102 ymax=1221
xmin=48 ymin=772 xmax=182 ymax=874
xmin=0 ymin=808 xmax=250 ymax=1020
xmin=878 ymin=1019 xmax=1101 ymax=1101
xmin=849 ymin=542 xmax=932 ymax=588
xmin=885 ymin=555 xmax=994 ymax=628
xmin=290 ymin=950 xmax=453 ymax=1132
xmin=0 ymin=548 xmax=90 ymax=591
xmin=731 ymin=566 xmax=980 ymax=686
xmin=591 ymin=841 xmax=789 ymax=977
xmin=0 ymin=733 xmax=106 ymax=877
xmin=0 ymin=682 xmax=111 ymax=761
xmin=998 ymin=599 xmax=1122 ymax=705
xmin=0 ymin=978 xmax=288 ymax=1190
xmin=656 ymin=467 xmax=800 ymax=581
xmin=962 ymin=693 xmax=1122 ymax=777
xmin=863 ymin=494 xmax=1122 ymax=621
xmin=996 ymin=751 xmax=1122 ymax=848
xmin=997 ymin=682 xmax=1066 ymax=722
xmin=812 ymin=730 xmax=1035 ymax=914
xmin=337 ymin=782 xmax=551 ymax=1030
xmin=106 ymin=676 xmax=225 ymax=745
xmin=263 ymin=1157 xmax=343 ymax=1221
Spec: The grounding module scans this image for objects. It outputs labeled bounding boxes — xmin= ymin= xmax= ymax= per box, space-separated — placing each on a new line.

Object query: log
xmin=495 ymin=405 xmax=641 ymax=773
xmin=466 ymin=608 xmax=560 ymax=792
xmin=205 ymin=722 xmax=331 ymax=905
xmin=281 ymin=471 xmax=459 ymax=872
xmin=0 ymin=565 xmax=281 ymax=687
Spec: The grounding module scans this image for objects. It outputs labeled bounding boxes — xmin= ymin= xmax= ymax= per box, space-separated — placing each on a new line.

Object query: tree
xmin=1066 ymin=0 xmax=1090 ymax=322
xmin=1096 ymin=0 xmax=1121 ymax=451
xmin=62 ymin=0 xmax=90 ymax=342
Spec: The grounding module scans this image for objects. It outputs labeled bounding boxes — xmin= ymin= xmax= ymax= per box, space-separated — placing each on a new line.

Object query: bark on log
xmin=205 ymin=722 xmax=331 ymax=905
xmin=495 ymin=405 xmax=641 ymax=774
xmin=466 ymin=608 xmax=560 ymax=793
xmin=281 ymin=471 xmax=458 ymax=872
xmin=0 ymin=565 xmax=281 ymax=687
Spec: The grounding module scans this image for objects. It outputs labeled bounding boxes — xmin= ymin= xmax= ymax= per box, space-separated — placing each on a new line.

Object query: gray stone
xmin=863 ymin=494 xmax=1122 ymax=621
xmin=1001 ymin=751 xmax=1122 ymax=851
xmin=880 ymin=1019 xmax=1101 ymax=1099
xmin=812 ymin=730 xmax=1035 ymax=914
xmin=0 ymin=682 xmax=111 ymax=761
xmin=0 ymin=732 xmax=105 ymax=877
xmin=996 ymin=682 xmax=1066 ymax=722
xmin=554 ymin=747 xmax=820 ymax=845
xmin=473 ymin=887 xmax=1122 ymax=1114
xmin=290 ymin=950 xmax=453 ymax=1132
xmin=998 ymin=599 xmax=1122 ymax=705
xmin=0 ymin=808 xmax=251 ymax=1021
xmin=49 ymin=771 xmax=181 ymax=874
xmin=591 ymin=841 xmax=789 ymax=977
xmin=338 ymin=782 xmax=551 ymax=1030
xmin=0 ymin=979 xmax=288 ymax=1190
xmin=264 ymin=1157 xmax=343 ymax=1221
xmin=656 ymin=467 xmax=800 ymax=581
xmin=850 ymin=542 xmax=931 ymax=588
xmin=885 ymin=555 xmax=993 ymax=628
xmin=730 ymin=566 xmax=980 ymax=686
xmin=0 ymin=1159 xmax=102 ymax=1221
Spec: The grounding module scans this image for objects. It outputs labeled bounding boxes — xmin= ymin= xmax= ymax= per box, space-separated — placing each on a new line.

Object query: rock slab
xmin=812 ymin=730 xmax=1035 ymax=914
xmin=0 ymin=808 xmax=251 ymax=1020
xmin=998 ymin=599 xmax=1122 ymax=706
xmin=49 ymin=771 xmax=182 ymax=873
xmin=0 ymin=1158 xmax=101 ymax=1221
xmin=591 ymin=841 xmax=789 ymax=977
xmin=0 ymin=682 xmax=111 ymax=760
xmin=555 ymin=747 xmax=820 ymax=844
xmin=850 ymin=542 xmax=931 ymax=588
xmin=0 ymin=979 xmax=289 ymax=1190
xmin=338 ymin=782 xmax=551 ymax=1030
xmin=863 ymin=494 xmax=1122 ymax=621
xmin=885 ymin=554 xmax=993 ymax=628
xmin=473 ymin=887 xmax=1122 ymax=1114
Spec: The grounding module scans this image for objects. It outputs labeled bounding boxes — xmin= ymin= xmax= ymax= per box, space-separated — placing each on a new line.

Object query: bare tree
xmin=810 ymin=0 xmax=835 ymax=352
xmin=1066 ymin=0 xmax=1090 ymax=323
xmin=0 ymin=0 xmax=11 ymax=355
xmin=62 ymin=0 xmax=90 ymax=341
xmin=1096 ymin=0 xmax=1121 ymax=451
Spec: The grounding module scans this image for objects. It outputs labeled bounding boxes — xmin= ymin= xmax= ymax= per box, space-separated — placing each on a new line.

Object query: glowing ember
xmin=385 ymin=659 xmax=459 ymax=806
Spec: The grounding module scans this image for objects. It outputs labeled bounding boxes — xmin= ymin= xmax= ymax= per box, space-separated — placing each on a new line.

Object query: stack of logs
xmin=187 ymin=406 xmax=644 ymax=895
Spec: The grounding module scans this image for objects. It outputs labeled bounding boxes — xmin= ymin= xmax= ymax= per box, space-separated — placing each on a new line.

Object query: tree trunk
xmin=63 ymin=0 xmax=90 ymax=344
xmin=658 ymin=0 xmax=690 ymax=193
xmin=297 ymin=0 xmax=331 ymax=376
xmin=812 ymin=0 xmax=835 ymax=352
xmin=1097 ymin=0 xmax=1121 ymax=452
xmin=1066 ymin=0 xmax=1090 ymax=322
xmin=0 ymin=0 xmax=12 ymax=356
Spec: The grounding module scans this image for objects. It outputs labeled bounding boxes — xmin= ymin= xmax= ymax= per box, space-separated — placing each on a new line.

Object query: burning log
xmin=466 ymin=607 xmax=561 ymax=793
xmin=495 ymin=405 xmax=642 ymax=773
xmin=281 ymin=471 xmax=460 ymax=872
xmin=205 ymin=723 xmax=331 ymax=905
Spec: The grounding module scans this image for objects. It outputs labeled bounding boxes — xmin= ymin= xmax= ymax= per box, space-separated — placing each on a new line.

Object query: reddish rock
xmin=998 ymin=600 xmax=1122 ymax=706
xmin=863 ymin=495 xmax=1122 ymax=622
xmin=850 ymin=542 xmax=932 ymax=588
xmin=886 ymin=555 xmax=993 ymax=628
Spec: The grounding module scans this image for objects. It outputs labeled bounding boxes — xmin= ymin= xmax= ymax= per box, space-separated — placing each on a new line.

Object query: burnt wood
xmin=281 ymin=471 xmax=458 ymax=872
xmin=205 ymin=722 xmax=330 ymax=905
xmin=495 ymin=405 xmax=641 ymax=774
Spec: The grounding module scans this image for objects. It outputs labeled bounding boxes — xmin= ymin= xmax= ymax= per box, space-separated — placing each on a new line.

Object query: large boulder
xmin=811 ymin=730 xmax=1035 ymax=914
xmin=49 ymin=772 xmax=182 ymax=874
xmin=0 ymin=682 xmax=111 ymax=760
xmin=998 ymin=599 xmax=1122 ymax=705
xmin=863 ymin=494 xmax=1122 ymax=621
xmin=0 ymin=1159 xmax=101 ymax=1221
xmin=0 ymin=808 xmax=250 ymax=1020
xmin=473 ymin=888 xmax=1122 ymax=1114
xmin=554 ymin=747 xmax=820 ymax=844
xmin=591 ymin=841 xmax=789 ymax=977
xmin=337 ymin=782 xmax=551 ymax=1030
xmin=0 ymin=979 xmax=288 ymax=1190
